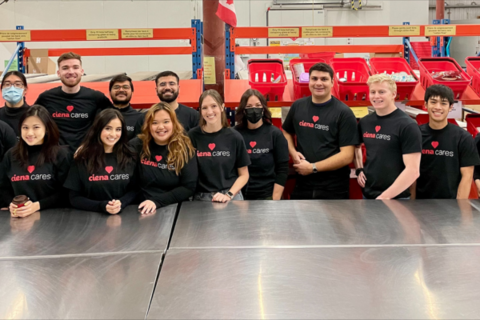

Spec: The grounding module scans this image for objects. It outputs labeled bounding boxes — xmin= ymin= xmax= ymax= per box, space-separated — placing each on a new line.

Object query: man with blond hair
xmin=354 ymin=74 xmax=421 ymax=199
xmin=35 ymin=52 xmax=112 ymax=152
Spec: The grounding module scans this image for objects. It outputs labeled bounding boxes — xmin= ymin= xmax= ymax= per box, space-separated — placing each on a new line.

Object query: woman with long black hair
xmin=130 ymin=102 xmax=197 ymax=215
xmin=234 ymin=89 xmax=289 ymax=200
xmin=0 ymin=105 xmax=70 ymax=218
xmin=64 ymin=109 xmax=137 ymax=214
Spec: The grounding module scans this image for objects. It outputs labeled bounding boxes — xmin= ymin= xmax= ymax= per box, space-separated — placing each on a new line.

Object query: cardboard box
xmin=369 ymin=52 xmax=403 ymax=58
xmin=27 ymin=49 xmax=56 ymax=74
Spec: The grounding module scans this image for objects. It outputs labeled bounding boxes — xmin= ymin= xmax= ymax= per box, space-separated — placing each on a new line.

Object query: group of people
xmin=0 ymin=52 xmax=479 ymax=219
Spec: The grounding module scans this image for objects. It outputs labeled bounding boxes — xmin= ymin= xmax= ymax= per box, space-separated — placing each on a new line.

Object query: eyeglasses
xmin=112 ymin=85 xmax=131 ymax=91
xmin=3 ymin=82 xmax=24 ymax=89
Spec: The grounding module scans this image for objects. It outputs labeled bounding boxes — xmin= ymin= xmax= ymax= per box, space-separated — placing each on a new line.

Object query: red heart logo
xmin=155 ymin=155 xmax=162 ymax=162
xmin=208 ymin=143 xmax=215 ymax=151
xmin=312 ymin=116 xmax=319 ymax=123
xmin=375 ymin=126 xmax=381 ymax=132
xmin=250 ymin=141 xmax=257 ymax=148
xmin=27 ymin=165 xmax=35 ymax=173
xmin=431 ymin=141 xmax=439 ymax=149
xmin=66 ymin=105 xmax=74 ymax=112
xmin=105 ymin=166 xmax=113 ymax=174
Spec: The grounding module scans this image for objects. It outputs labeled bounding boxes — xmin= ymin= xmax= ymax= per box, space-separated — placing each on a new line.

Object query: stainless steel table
xmin=0 ymin=252 xmax=162 ymax=319
xmin=0 ymin=204 xmax=177 ymax=258
xmin=149 ymin=246 xmax=480 ymax=319
xmin=171 ymin=200 xmax=480 ymax=248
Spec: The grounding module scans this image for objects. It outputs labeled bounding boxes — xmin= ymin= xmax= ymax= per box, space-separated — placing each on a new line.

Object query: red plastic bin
xmin=369 ymin=57 xmax=419 ymax=101
xmin=289 ymin=58 xmax=327 ymax=100
xmin=330 ymin=58 xmax=371 ymax=101
xmin=465 ymin=56 xmax=480 ymax=96
xmin=248 ymin=59 xmax=287 ymax=101
xmin=465 ymin=113 xmax=480 ymax=137
xmin=418 ymin=57 xmax=471 ymax=99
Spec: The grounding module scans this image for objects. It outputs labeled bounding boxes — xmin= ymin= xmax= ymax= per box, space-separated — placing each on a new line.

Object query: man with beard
xmin=109 ymin=75 xmax=142 ymax=140
xmin=134 ymin=71 xmax=199 ymax=135
xmin=35 ymin=52 xmax=112 ymax=152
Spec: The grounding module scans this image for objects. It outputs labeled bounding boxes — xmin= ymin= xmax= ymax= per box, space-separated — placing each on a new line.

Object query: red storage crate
xmin=369 ymin=57 xmax=419 ymax=101
xmin=409 ymin=42 xmax=431 ymax=70
xmin=248 ymin=59 xmax=287 ymax=101
xmin=418 ymin=58 xmax=471 ymax=99
xmin=465 ymin=56 xmax=480 ymax=96
xmin=465 ymin=113 xmax=480 ymax=137
xmin=330 ymin=58 xmax=371 ymax=101
xmin=289 ymin=58 xmax=327 ymax=100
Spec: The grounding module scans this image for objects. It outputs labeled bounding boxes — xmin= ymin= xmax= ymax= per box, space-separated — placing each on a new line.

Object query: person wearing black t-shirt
xmin=35 ymin=52 xmax=112 ymax=153
xmin=0 ymin=120 xmax=16 ymax=162
xmin=0 ymin=71 xmax=30 ymax=138
xmin=475 ymin=134 xmax=480 ymax=196
xmin=130 ymin=102 xmax=198 ymax=215
xmin=64 ymin=109 xmax=137 ymax=214
xmin=0 ymin=105 xmax=71 ymax=217
xmin=189 ymin=89 xmax=250 ymax=202
xmin=413 ymin=85 xmax=480 ymax=199
xmin=134 ymin=71 xmax=199 ymax=135
xmin=234 ymin=89 xmax=289 ymax=200
xmin=283 ymin=63 xmax=359 ymax=199
xmin=109 ymin=75 xmax=142 ymax=140
xmin=355 ymin=74 xmax=421 ymax=199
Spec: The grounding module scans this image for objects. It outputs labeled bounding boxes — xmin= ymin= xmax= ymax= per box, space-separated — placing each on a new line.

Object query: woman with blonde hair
xmin=130 ymin=102 xmax=198 ymax=214
xmin=188 ymin=89 xmax=250 ymax=202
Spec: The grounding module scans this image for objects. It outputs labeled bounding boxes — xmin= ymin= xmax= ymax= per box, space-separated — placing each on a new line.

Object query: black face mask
xmin=245 ymin=108 xmax=263 ymax=124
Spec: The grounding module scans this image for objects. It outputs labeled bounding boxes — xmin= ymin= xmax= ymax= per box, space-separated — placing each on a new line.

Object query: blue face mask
xmin=2 ymin=87 xmax=24 ymax=105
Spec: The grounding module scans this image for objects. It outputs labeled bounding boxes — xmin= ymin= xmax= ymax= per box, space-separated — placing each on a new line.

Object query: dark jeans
xmin=291 ymin=186 xmax=349 ymax=200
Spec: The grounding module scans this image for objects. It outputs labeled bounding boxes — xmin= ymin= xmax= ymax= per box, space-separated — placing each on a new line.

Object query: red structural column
xmin=203 ymin=0 xmax=225 ymax=95
xmin=436 ymin=0 xmax=445 ymax=20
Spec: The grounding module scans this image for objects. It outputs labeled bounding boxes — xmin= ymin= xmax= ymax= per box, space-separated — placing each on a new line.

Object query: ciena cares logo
xmin=52 ymin=106 xmax=89 ymax=119
xmin=363 ymin=125 xmax=391 ymax=141
xmin=197 ymin=143 xmax=231 ymax=157
xmin=11 ymin=165 xmax=52 ymax=181
xmin=247 ymin=141 xmax=269 ymax=154
xmin=422 ymin=141 xmax=454 ymax=157
xmin=141 ymin=155 xmax=173 ymax=169
xmin=89 ymin=166 xmax=130 ymax=181
xmin=299 ymin=115 xmax=329 ymax=131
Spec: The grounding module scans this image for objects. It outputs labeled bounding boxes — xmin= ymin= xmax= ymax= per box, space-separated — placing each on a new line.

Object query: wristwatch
xmin=226 ymin=191 xmax=234 ymax=199
xmin=355 ymin=168 xmax=364 ymax=176
xmin=312 ymin=163 xmax=318 ymax=174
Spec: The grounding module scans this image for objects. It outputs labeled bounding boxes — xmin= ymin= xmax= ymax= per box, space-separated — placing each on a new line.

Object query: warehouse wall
xmin=428 ymin=0 xmax=480 ymax=22
xmin=0 ymin=0 xmax=429 ymax=75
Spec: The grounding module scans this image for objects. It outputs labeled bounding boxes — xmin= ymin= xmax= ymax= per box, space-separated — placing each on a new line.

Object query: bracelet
xmin=355 ymin=168 xmax=364 ymax=176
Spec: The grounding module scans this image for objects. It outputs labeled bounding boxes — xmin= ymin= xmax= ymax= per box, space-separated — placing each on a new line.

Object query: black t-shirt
xmin=0 ymin=145 xmax=71 ymax=209
xmin=282 ymin=96 xmax=359 ymax=191
xmin=35 ymin=87 xmax=112 ymax=152
xmin=0 ymin=102 xmax=30 ymax=138
xmin=188 ymin=126 xmax=251 ymax=193
xmin=114 ymin=105 xmax=143 ymax=140
xmin=417 ymin=123 xmax=480 ymax=199
xmin=130 ymin=138 xmax=198 ymax=207
xmin=0 ymin=120 xmax=17 ymax=162
xmin=234 ymin=123 xmax=289 ymax=199
xmin=64 ymin=153 xmax=137 ymax=213
xmin=134 ymin=104 xmax=199 ymax=135
xmin=358 ymin=108 xmax=422 ymax=199
xmin=474 ymin=134 xmax=480 ymax=181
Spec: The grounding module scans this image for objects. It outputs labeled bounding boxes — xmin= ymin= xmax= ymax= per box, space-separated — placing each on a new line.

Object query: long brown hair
xmin=75 ymin=109 xmax=135 ymax=174
xmin=139 ymin=102 xmax=195 ymax=175
xmin=198 ymin=89 xmax=229 ymax=129
xmin=235 ymin=89 xmax=272 ymax=129
xmin=12 ymin=105 xmax=61 ymax=169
